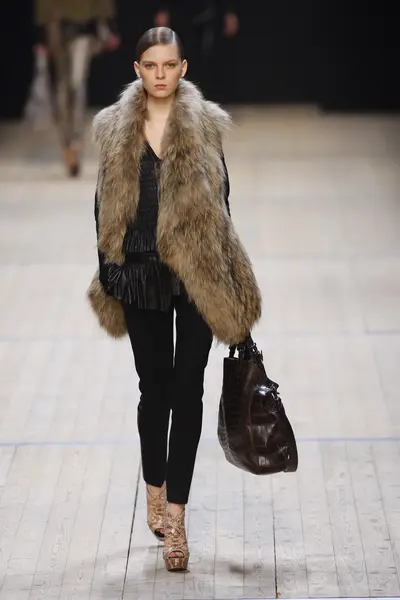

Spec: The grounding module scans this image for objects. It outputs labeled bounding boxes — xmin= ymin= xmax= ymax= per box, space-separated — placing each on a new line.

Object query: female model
xmin=88 ymin=26 xmax=261 ymax=572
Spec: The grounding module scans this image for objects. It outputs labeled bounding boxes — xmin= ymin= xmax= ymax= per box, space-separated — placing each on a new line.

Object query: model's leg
xmin=166 ymin=292 xmax=213 ymax=504
xmin=123 ymin=303 xmax=174 ymax=539
xmin=163 ymin=291 xmax=213 ymax=571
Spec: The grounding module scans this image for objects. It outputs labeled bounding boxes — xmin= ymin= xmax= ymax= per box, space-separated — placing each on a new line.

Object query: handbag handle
xmin=229 ymin=332 xmax=258 ymax=359
xmin=229 ymin=334 xmax=279 ymax=390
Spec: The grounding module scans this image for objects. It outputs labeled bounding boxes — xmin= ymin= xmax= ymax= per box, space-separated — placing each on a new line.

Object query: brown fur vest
xmin=87 ymin=78 xmax=261 ymax=345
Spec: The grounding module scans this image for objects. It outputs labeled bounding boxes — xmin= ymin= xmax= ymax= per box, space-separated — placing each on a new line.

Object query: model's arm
xmin=94 ymin=191 xmax=119 ymax=294
xmin=221 ymin=153 xmax=231 ymax=217
xmin=94 ymin=192 xmax=107 ymax=289
xmin=96 ymin=0 xmax=120 ymax=44
xmin=219 ymin=1 xmax=239 ymax=36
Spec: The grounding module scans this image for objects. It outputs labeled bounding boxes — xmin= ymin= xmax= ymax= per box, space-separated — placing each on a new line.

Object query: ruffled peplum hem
xmin=106 ymin=260 xmax=181 ymax=311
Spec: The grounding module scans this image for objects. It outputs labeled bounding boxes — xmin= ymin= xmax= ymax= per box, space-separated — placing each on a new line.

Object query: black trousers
xmin=123 ymin=292 xmax=213 ymax=504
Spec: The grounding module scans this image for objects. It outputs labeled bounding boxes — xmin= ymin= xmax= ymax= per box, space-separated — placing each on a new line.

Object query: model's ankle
xmin=167 ymin=502 xmax=185 ymax=516
xmin=147 ymin=482 xmax=165 ymax=492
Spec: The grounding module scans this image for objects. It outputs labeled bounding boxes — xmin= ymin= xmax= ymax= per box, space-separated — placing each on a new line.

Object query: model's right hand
xmin=154 ymin=10 xmax=170 ymax=27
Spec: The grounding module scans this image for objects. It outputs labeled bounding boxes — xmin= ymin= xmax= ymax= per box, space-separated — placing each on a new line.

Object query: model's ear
xmin=134 ymin=61 xmax=140 ymax=78
xmin=181 ymin=59 xmax=188 ymax=78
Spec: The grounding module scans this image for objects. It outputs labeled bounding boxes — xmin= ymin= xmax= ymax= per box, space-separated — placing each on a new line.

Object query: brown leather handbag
xmin=218 ymin=335 xmax=298 ymax=475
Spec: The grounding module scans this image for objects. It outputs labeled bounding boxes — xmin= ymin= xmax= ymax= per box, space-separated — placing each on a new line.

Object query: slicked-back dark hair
xmin=136 ymin=27 xmax=185 ymax=61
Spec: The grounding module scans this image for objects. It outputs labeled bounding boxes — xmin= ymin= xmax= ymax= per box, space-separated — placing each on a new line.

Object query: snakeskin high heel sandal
xmin=163 ymin=508 xmax=189 ymax=572
xmin=146 ymin=483 xmax=166 ymax=541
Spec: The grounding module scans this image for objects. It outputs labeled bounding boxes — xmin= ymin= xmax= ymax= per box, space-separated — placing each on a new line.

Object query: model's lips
xmin=155 ymin=84 xmax=167 ymax=89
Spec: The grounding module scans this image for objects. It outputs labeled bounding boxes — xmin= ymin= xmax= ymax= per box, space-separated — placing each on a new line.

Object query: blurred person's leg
xmin=68 ymin=35 xmax=93 ymax=171
xmin=47 ymin=24 xmax=93 ymax=176
xmin=48 ymin=24 xmax=71 ymax=150
xmin=47 ymin=23 xmax=77 ymax=174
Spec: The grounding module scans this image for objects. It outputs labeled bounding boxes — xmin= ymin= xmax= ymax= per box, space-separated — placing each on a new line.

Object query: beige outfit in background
xmin=35 ymin=0 xmax=116 ymax=148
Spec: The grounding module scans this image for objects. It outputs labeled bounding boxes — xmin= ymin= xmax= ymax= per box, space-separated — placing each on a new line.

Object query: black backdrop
xmin=1 ymin=0 xmax=399 ymax=120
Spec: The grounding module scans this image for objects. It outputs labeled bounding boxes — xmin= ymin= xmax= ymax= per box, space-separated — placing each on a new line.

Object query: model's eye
xmin=144 ymin=64 xmax=154 ymax=69
xmin=166 ymin=63 xmax=177 ymax=68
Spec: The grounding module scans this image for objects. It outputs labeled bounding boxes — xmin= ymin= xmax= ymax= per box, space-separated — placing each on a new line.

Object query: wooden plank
xmin=123 ymin=473 xmax=159 ymax=597
xmin=0 ymin=447 xmax=39 ymax=591
xmin=0 ymin=447 xmax=15 ymax=489
xmin=183 ymin=442 xmax=219 ymax=599
xmin=321 ymin=443 xmax=370 ymax=597
xmin=298 ymin=444 xmax=339 ymax=598
xmin=1 ymin=447 xmax=63 ymax=596
xmin=243 ymin=470 xmax=275 ymax=599
xmin=372 ymin=441 xmax=400 ymax=585
xmin=29 ymin=447 xmax=90 ymax=599
xmin=58 ymin=445 xmax=114 ymax=598
xmin=90 ymin=443 xmax=140 ymax=599
xmin=272 ymin=468 xmax=308 ymax=599
xmin=348 ymin=443 xmax=400 ymax=596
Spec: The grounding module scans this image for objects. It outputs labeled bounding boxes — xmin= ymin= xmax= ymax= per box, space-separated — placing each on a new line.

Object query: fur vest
xmin=87 ymin=78 xmax=261 ymax=345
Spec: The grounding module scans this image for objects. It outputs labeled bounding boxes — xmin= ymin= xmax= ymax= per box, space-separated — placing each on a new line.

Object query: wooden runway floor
xmin=1 ymin=105 xmax=400 ymax=599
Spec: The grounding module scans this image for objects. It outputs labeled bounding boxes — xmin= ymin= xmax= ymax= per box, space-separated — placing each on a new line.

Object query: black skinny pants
xmin=123 ymin=292 xmax=213 ymax=505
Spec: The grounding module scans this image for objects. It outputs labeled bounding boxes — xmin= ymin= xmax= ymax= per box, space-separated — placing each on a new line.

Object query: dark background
xmin=1 ymin=0 xmax=399 ymax=120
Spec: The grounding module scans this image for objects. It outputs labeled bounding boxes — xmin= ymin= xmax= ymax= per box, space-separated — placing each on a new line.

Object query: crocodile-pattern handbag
xmin=218 ymin=335 xmax=298 ymax=475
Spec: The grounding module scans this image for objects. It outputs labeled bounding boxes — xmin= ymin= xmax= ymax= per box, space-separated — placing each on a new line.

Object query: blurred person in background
xmin=34 ymin=0 xmax=120 ymax=177
xmin=153 ymin=1 xmax=239 ymax=96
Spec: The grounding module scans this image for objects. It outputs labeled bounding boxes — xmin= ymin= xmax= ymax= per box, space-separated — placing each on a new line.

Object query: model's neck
xmin=146 ymin=93 xmax=175 ymax=121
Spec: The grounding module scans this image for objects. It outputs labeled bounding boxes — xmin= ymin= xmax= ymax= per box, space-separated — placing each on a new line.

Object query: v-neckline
xmin=145 ymin=140 xmax=163 ymax=161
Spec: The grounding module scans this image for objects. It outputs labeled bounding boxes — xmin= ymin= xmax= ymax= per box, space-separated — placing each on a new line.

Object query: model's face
xmin=134 ymin=43 xmax=187 ymax=99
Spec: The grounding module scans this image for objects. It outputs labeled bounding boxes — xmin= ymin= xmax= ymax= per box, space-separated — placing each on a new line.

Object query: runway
xmin=1 ymin=104 xmax=400 ymax=599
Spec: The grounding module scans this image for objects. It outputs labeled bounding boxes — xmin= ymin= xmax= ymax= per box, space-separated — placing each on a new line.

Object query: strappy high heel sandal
xmin=146 ymin=483 xmax=166 ymax=541
xmin=163 ymin=508 xmax=190 ymax=572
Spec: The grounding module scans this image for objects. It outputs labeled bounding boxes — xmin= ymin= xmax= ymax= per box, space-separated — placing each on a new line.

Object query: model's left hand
xmin=223 ymin=12 xmax=239 ymax=37
xmin=105 ymin=34 xmax=121 ymax=51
